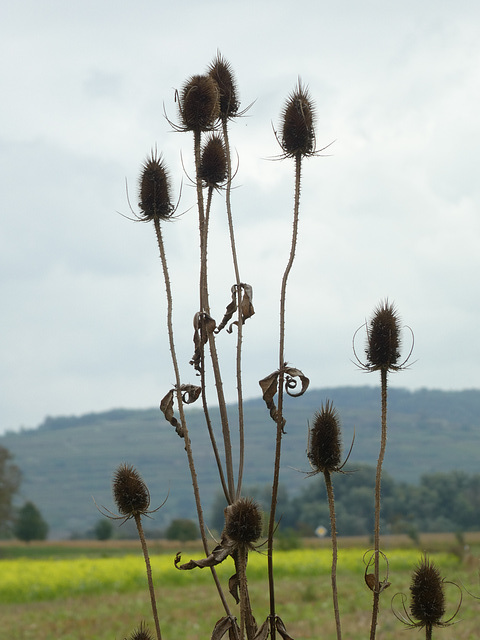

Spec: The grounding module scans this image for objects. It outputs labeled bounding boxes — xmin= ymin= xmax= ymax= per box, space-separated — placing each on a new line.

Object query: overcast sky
xmin=1 ymin=1 xmax=479 ymax=434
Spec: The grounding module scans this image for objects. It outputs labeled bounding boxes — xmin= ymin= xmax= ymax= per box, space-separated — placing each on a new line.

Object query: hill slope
xmin=2 ymin=386 xmax=479 ymax=538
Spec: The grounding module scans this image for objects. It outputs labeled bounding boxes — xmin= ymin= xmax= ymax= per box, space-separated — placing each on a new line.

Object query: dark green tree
xmin=94 ymin=518 xmax=114 ymax=541
xmin=14 ymin=501 xmax=49 ymax=542
xmin=0 ymin=446 xmax=21 ymax=536
xmin=165 ymin=518 xmax=199 ymax=541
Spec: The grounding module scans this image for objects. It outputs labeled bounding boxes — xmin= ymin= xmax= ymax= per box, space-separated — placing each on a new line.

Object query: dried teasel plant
xmin=392 ymin=555 xmax=462 ymax=639
xmin=124 ymin=621 xmax=155 ymax=640
xmin=98 ymin=464 xmax=165 ymax=640
xmin=306 ymin=401 xmax=354 ymax=640
xmin=353 ymin=300 xmax=414 ymax=640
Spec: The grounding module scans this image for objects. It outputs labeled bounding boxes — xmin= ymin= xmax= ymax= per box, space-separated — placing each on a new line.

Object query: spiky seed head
xmin=113 ymin=463 xmax=150 ymax=518
xmin=410 ymin=555 xmax=446 ymax=628
xmin=308 ymin=401 xmax=342 ymax=473
xmin=180 ymin=74 xmax=220 ymax=132
xmin=138 ymin=152 xmax=174 ymax=222
xmin=280 ymin=80 xmax=316 ymax=158
xmin=199 ymin=134 xmax=228 ymax=188
xmin=126 ymin=622 xmax=155 ymax=640
xmin=365 ymin=300 xmax=401 ymax=371
xmin=208 ymin=53 xmax=239 ymax=119
xmin=225 ymin=497 xmax=262 ymax=546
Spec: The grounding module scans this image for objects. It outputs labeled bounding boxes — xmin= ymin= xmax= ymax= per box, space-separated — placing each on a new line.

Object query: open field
xmin=1 ymin=536 xmax=480 ymax=639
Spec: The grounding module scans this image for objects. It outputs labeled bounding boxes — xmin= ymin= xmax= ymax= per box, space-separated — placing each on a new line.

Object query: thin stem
xmin=324 ymin=470 xmax=342 ymax=640
xmin=267 ymin=152 xmax=303 ymax=640
xmin=153 ymin=216 xmax=233 ymax=621
xmin=426 ymin=622 xmax=432 ymax=640
xmin=134 ymin=514 xmax=162 ymax=640
xmin=221 ymin=117 xmax=246 ymax=501
xmin=370 ymin=367 xmax=388 ymax=640
xmin=194 ymin=129 xmax=236 ymax=502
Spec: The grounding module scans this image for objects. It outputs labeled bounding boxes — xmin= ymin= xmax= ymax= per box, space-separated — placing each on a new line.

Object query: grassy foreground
xmin=1 ymin=540 xmax=480 ymax=639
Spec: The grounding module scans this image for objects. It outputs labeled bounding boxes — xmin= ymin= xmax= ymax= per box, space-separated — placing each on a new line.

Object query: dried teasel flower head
xmin=125 ymin=621 xmax=155 ymax=640
xmin=113 ymin=463 xmax=151 ymax=519
xmin=410 ymin=555 xmax=446 ymax=629
xmin=280 ymin=80 xmax=316 ymax=158
xmin=199 ymin=133 xmax=228 ymax=188
xmin=179 ymin=74 xmax=220 ymax=132
xmin=365 ymin=300 xmax=402 ymax=372
xmin=207 ymin=53 xmax=239 ymax=120
xmin=307 ymin=400 xmax=342 ymax=474
xmin=224 ymin=497 xmax=263 ymax=547
xmin=138 ymin=151 xmax=174 ymax=222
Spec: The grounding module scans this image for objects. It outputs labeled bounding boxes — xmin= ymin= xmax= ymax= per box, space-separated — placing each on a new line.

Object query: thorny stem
xmin=426 ymin=622 xmax=433 ymax=640
xmin=194 ymin=129 xmax=236 ymax=502
xmin=153 ymin=216 xmax=235 ymax=625
xmin=134 ymin=513 xmax=162 ymax=640
xmin=267 ymin=152 xmax=303 ymax=640
xmin=221 ymin=117 xmax=246 ymax=501
xmin=235 ymin=548 xmax=257 ymax=640
xmin=370 ymin=367 xmax=388 ymax=640
xmin=324 ymin=470 xmax=342 ymax=640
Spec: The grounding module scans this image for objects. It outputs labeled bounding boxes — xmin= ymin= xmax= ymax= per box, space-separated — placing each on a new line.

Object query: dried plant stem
xmin=194 ymin=130 xmax=236 ymax=502
xmin=234 ymin=548 xmax=256 ymax=640
xmin=221 ymin=118 xmax=246 ymax=501
xmin=153 ymin=217 xmax=234 ymax=623
xmin=267 ymin=153 xmax=303 ymax=640
xmin=426 ymin=624 xmax=433 ymax=640
xmin=324 ymin=470 xmax=342 ymax=640
xmin=134 ymin=513 xmax=162 ymax=640
xmin=370 ymin=367 xmax=388 ymax=640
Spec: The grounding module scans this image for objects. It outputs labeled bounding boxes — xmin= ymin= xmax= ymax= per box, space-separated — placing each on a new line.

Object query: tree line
xmin=210 ymin=464 xmax=480 ymax=538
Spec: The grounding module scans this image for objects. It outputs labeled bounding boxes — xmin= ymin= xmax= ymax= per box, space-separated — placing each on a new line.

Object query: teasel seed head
xmin=280 ymin=80 xmax=316 ymax=158
xmin=365 ymin=300 xmax=402 ymax=372
xmin=113 ymin=463 xmax=150 ymax=519
xmin=409 ymin=555 xmax=446 ymax=628
xmin=199 ymin=133 xmax=228 ymax=188
xmin=208 ymin=53 xmax=240 ymax=120
xmin=138 ymin=151 xmax=174 ymax=222
xmin=224 ymin=497 xmax=263 ymax=547
xmin=308 ymin=400 xmax=342 ymax=474
xmin=126 ymin=621 xmax=154 ymax=640
xmin=179 ymin=74 xmax=220 ymax=132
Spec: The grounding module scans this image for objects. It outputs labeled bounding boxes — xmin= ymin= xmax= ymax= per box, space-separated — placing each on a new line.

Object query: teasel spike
xmin=178 ymin=74 xmax=220 ymax=132
xmin=199 ymin=133 xmax=228 ymax=189
xmin=113 ymin=463 xmax=151 ymax=519
xmin=307 ymin=400 xmax=343 ymax=474
xmin=137 ymin=150 xmax=175 ymax=222
xmin=279 ymin=78 xmax=316 ymax=158
xmin=207 ymin=52 xmax=240 ymax=120
xmin=126 ymin=621 xmax=155 ymax=640
xmin=224 ymin=497 xmax=263 ymax=548
xmin=392 ymin=555 xmax=462 ymax=638
xmin=366 ymin=300 xmax=402 ymax=372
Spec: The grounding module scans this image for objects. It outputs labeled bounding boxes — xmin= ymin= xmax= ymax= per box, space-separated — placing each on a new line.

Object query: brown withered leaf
xmin=159 ymin=385 xmax=201 ymax=438
xmin=259 ymin=366 xmax=309 ymax=432
xmin=216 ymin=283 xmax=255 ymax=334
xmin=174 ymin=536 xmax=235 ymax=570
xmin=211 ymin=616 xmax=241 ymax=640
xmin=253 ymin=620 xmax=270 ymax=640
xmin=190 ymin=312 xmax=217 ymax=373
xmin=228 ymin=572 xmax=240 ymax=604
xmin=275 ymin=617 xmax=294 ymax=640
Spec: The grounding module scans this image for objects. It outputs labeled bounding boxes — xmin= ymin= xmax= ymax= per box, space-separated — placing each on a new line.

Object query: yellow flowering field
xmin=0 ymin=548 xmax=458 ymax=604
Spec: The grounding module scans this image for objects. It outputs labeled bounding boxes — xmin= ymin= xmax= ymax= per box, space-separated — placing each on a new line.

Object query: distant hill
xmin=2 ymin=386 xmax=480 ymax=539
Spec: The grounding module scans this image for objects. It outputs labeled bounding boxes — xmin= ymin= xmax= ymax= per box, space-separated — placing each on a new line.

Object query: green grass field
xmin=1 ymin=536 xmax=479 ymax=639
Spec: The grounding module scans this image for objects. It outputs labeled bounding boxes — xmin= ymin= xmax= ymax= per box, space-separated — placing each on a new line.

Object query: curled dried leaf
xmin=216 ymin=283 xmax=255 ymax=334
xmin=275 ymin=617 xmax=295 ymax=640
xmin=190 ymin=312 xmax=217 ymax=373
xmin=174 ymin=536 xmax=235 ymax=570
xmin=259 ymin=367 xmax=309 ymax=431
xmin=253 ymin=617 xmax=294 ymax=640
xmin=159 ymin=385 xmax=201 ymax=437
